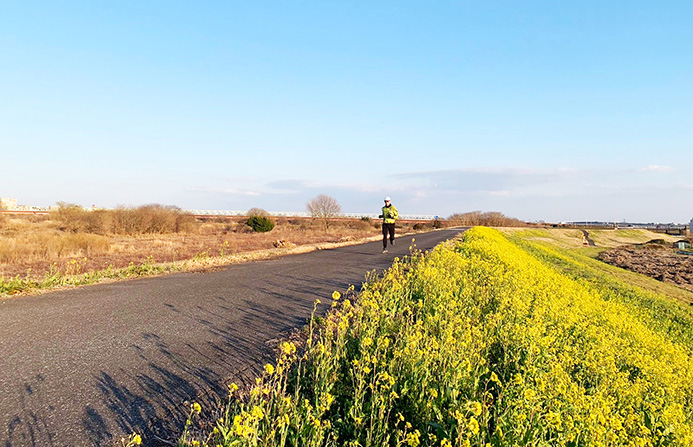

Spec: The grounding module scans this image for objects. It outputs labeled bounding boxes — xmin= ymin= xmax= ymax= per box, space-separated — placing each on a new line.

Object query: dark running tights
xmin=382 ymin=223 xmax=395 ymax=249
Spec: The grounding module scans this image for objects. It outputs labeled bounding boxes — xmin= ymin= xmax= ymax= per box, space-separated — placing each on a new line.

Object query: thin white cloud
xmin=393 ymin=167 xmax=578 ymax=193
xmin=489 ymin=190 xmax=512 ymax=197
xmin=265 ymin=179 xmax=397 ymax=194
xmin=187 ymin=186 xmax=261 ymax=196
xmin=638 ymin=165 xmax=674 ymax=172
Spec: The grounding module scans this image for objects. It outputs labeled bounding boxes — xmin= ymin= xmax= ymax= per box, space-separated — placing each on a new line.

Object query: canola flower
xmin=120 ymin=433 xmax=142 ymax=446
xmin=182 ymin=227 xmax=693 ymax=446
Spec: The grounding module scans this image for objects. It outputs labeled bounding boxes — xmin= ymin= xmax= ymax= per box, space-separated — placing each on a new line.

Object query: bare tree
xmin=306 ymin=194 xmax=342 ymax=231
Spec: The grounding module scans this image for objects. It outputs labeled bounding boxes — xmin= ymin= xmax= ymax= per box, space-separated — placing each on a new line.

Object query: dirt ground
xmin=598 ymin=241 xmax=693 ymax=292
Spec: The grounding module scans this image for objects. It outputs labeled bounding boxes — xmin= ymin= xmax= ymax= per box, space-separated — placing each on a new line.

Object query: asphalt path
xmin=0 ymin=228 xmax=466 ymax=447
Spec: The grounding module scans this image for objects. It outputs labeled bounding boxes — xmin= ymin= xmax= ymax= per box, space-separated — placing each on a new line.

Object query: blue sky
xmin=1 ymin=1 xmax=691 ymax=222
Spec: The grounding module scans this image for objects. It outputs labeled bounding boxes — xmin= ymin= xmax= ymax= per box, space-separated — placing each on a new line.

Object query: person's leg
xmin=382 ymin=224 xmax=388 ymax=250
xmin=388 ymin=223 xmax=395 ymax=244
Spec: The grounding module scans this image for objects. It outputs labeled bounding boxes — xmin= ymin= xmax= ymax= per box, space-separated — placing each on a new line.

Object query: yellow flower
xmin=264 ymin=363 xmax=275 ymax=375
xmin=192 ymin=402 xmax=201 ymax=414
xmin=406 ymin=429 xmax=421 ymax=446
xmin=250 ymin=405 xmax=264 ymax=420
xmin=546 ymin=411 xmax=561 ymax=428
xmin=467 ymin=401 xmax=482 ymax=416
xmin=467 ymin=417 xmax=480 ymax=435
xmin=280 ymin=341 xmax=296 ymax=356
xmin=332 ymin=290 xmax=341 ymax=300
xmin=229 ymin=383 xmax=239 ymax=394
xmin=132 ymin=434 xmax=142 ymax=445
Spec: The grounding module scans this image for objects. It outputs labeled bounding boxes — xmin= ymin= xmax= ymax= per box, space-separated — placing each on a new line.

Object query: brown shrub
xmin=51 ymin=203 xmax=108 ymax=233
xmin=50 ymin=203 xmax=194 ymax=235
xmin=448 ymin=211 xmax=527 ymax=227
xmin=110 ymin=205 xmax=194 ymax=234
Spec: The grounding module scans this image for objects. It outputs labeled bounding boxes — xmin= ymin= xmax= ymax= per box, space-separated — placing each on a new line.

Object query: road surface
xmin=0 ymin=228 xmax=466 ymax=446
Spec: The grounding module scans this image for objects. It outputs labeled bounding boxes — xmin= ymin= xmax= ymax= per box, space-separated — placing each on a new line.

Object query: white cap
xmin=384 ymin=196 xmax=391 ymax=201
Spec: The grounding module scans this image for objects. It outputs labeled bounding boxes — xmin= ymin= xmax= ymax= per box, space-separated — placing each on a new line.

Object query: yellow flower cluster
xmin=185 ymin=226 xmax=693 ymax=446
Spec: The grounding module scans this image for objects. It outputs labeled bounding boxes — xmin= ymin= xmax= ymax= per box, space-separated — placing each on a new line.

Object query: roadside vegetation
xmin=447 ymin=211 xmax=527 ymax=227
xmin=178 ymin=227 xmax=693 ymax=446
xmin=0 ymin=203 xmax=431 ymax=297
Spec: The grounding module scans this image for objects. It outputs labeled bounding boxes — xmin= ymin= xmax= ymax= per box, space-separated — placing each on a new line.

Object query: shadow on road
xmin=78 ymin=274 xmax=338 ymax=445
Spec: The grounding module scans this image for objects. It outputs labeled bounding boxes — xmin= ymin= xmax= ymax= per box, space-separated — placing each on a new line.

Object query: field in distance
xmin=0 ymin=204 xmax=438 ymax=296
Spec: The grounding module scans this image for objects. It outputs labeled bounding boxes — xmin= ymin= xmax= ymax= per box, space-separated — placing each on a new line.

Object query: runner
xmin=379 ymin=197 xmax=399 ymax=253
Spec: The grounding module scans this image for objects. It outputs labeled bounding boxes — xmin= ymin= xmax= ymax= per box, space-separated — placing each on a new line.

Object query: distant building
xmin=675 ymin=240 xmax=691 ymax=250
xmin=0 ymin=198 xmax=17 ymax=209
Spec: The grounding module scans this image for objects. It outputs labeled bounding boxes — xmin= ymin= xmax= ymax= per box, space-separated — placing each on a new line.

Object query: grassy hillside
xmin=501 ymin=228 xmax=693 ymax=307
xmin=500 ymin=228 xmax=679 ymax=250
xmin=178 ymin=228 xmax=693 ymax=447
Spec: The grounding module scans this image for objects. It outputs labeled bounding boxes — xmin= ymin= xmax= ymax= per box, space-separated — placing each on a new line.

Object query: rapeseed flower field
xmin=183 ymin=227 xmax=693 ymax=446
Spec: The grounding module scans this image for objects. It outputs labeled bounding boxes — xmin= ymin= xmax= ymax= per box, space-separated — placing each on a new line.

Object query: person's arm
xmin=392 ymin=206 xmax=399 ymax=220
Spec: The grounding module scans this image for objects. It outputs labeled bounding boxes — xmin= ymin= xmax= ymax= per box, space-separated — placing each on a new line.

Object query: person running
xmin=379 ymin=196 xmax=399 ymax=253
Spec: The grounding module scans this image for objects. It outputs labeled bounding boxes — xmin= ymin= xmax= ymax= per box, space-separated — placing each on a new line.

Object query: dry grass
xmin=0 ymin=214 xmax=420 ymax=279
xmin=500 ymin=228 xmax=587 ymax=249
xmin=587 ymin=229 xmax=679 ymax=247
xmin=500 ymin=227 xmax=680 ymax=249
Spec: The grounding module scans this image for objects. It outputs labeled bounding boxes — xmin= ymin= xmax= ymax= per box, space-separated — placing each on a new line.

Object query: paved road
xmin=0 ymin=228 xmax=465 ymax=447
